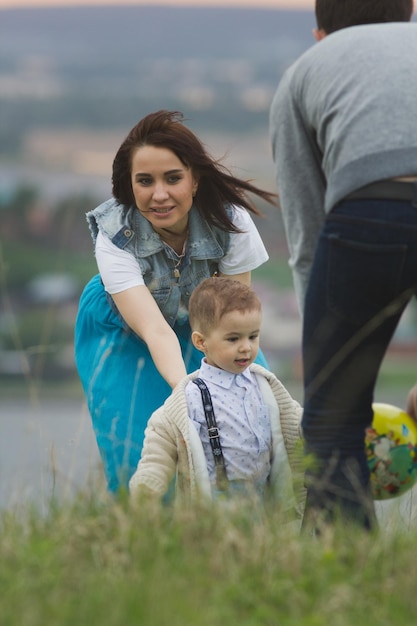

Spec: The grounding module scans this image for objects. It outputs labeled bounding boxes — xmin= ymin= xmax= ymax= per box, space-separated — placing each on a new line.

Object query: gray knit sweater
xmin=269 ymin=22 xmax=417 ymax=308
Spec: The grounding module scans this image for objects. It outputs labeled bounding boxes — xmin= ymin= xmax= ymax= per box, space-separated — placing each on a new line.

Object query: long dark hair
xmin=112 ymin=110 xmax=277 ymax=232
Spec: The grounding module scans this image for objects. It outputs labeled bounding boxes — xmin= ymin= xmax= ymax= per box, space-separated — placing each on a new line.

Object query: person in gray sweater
xmin=269 ymin=0 xmax=417 ymax=530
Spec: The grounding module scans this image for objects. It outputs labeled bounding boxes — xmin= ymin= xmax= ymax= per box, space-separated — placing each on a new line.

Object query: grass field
xmin=1 ymin=371 xmax=417 ymax=625
xmin=1 ymin=492 xmax=417 ymax=626
xmin=2 ymin=252 xmax=417 ymax=625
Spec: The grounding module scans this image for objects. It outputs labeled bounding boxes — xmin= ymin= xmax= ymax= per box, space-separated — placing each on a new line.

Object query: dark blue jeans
xmin=302 ymin=199 xmax=417 ymax=528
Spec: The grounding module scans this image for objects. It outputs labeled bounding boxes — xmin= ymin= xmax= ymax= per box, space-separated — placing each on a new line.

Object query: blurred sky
xmin=0 ymin=0 xmax=314 ymax=10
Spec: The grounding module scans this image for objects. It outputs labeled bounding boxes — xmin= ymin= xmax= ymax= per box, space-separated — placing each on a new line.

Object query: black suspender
xmin=193 ymin=378 xmax=229 ymax=492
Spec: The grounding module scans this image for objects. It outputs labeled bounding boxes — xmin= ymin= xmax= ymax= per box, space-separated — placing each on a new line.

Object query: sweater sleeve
xmin=269 ymin=69 xmax=326 ymax=313
xmin=129 ymin=407 xmax=178 ymax=498
xmin=252 ymin=363 xmax=306 ymax=516
xmin=272 ymin=379 xmax=306 ymax=518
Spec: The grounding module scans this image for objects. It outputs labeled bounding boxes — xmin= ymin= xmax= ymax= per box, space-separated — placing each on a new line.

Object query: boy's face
xmin=194 ymin=308 xmax=262 ymax=374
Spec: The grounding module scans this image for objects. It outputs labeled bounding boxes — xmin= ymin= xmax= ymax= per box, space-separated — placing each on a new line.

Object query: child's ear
xmin=191 ymin=330 xmax=206 ymax=353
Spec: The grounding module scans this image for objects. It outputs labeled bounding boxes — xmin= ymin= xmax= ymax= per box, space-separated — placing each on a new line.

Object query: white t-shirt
xmin=95 ymin=206 xmax=269 ymax=294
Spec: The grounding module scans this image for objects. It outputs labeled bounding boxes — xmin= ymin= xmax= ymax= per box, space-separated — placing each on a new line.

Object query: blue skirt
xmin=75 ymin=274 xmax=269 ymax=492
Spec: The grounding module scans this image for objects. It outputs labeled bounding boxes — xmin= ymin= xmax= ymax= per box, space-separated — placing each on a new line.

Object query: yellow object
xmin=365 ymin=403 xmax=417 ymax=500
xmin=372 ymin=403 xmax=417 ymax=446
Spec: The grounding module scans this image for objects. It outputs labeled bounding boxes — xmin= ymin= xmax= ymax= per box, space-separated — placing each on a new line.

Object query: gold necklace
xmin=173 ymin=244 xmax=186 ymax=279
xmin=163 ymin=235 xmax=187 ymax=279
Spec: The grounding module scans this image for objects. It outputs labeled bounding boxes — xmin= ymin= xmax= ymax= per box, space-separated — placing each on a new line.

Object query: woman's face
xmin=130 ymin=145 xmax=198 ymax=236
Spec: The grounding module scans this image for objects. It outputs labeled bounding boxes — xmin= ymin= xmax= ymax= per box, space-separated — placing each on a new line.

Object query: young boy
xmin=129 ymin=278 xmax=304 ymax=514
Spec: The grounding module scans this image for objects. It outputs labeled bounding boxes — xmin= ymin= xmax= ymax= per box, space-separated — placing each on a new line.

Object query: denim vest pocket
xmin=144 ymin=273 xmax=172 ymax=308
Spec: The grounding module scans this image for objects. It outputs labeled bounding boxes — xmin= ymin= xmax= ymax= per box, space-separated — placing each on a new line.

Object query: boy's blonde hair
xmin=188 ymin=277 xmax=261 ymax=334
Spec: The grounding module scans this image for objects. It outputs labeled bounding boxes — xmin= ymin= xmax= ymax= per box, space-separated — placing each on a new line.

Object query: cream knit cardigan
xmin=129 ymin=363 xmax=305 ymax=513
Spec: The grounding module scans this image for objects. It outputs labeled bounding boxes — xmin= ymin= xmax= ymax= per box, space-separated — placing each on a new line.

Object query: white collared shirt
xmin=185 ymin=360 xmax=272 ymax=487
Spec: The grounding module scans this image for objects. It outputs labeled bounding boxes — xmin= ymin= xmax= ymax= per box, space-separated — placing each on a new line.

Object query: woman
xmin=75 ymin=110 xmax=276 ymax=493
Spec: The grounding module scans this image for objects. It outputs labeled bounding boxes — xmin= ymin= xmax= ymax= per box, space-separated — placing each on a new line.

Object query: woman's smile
xmin=148 ymin=205 xmax=177 ymax=218
xmin=151 ymin=206 xmax=173 ymax=213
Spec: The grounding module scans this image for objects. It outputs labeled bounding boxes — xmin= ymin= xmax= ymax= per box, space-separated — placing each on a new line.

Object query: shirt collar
xmin=198 ymin=358 xmax=253 ymax=389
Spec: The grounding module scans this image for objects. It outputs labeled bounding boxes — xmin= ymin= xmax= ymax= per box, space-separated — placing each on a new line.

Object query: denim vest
xmin=87 ymin=198 xmax=231 ymax=327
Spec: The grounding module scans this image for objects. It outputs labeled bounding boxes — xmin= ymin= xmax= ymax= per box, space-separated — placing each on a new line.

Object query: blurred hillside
xmin=0 ymin=4 xmax=316 ymax=251
xmin=0 ymin=5 xmax=313 ymax=383
xmin=1 ymin=5 xmax=416 ymax=386
xmin=0 ymin=6 xmax=313 ymax=148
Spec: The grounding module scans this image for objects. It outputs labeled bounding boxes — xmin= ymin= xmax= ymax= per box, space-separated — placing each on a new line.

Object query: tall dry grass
xmin=1 ymin=489 xmax=417 ymax=626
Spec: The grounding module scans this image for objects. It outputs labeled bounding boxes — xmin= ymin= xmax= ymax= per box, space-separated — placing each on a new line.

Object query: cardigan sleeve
xmin=129 ymin=407 xmax=178 ymax=498
xmin=269 ymin=376 xmax=306 ymax=517
xmin=251 ymin=363 xmax=306 ymax=516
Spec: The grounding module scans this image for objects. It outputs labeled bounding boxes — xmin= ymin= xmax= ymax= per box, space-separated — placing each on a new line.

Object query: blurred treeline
xmin=0 ymin=181 xmax=293 ymax=383
xmin=0 ymin=184 xmax=99 ymax=381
